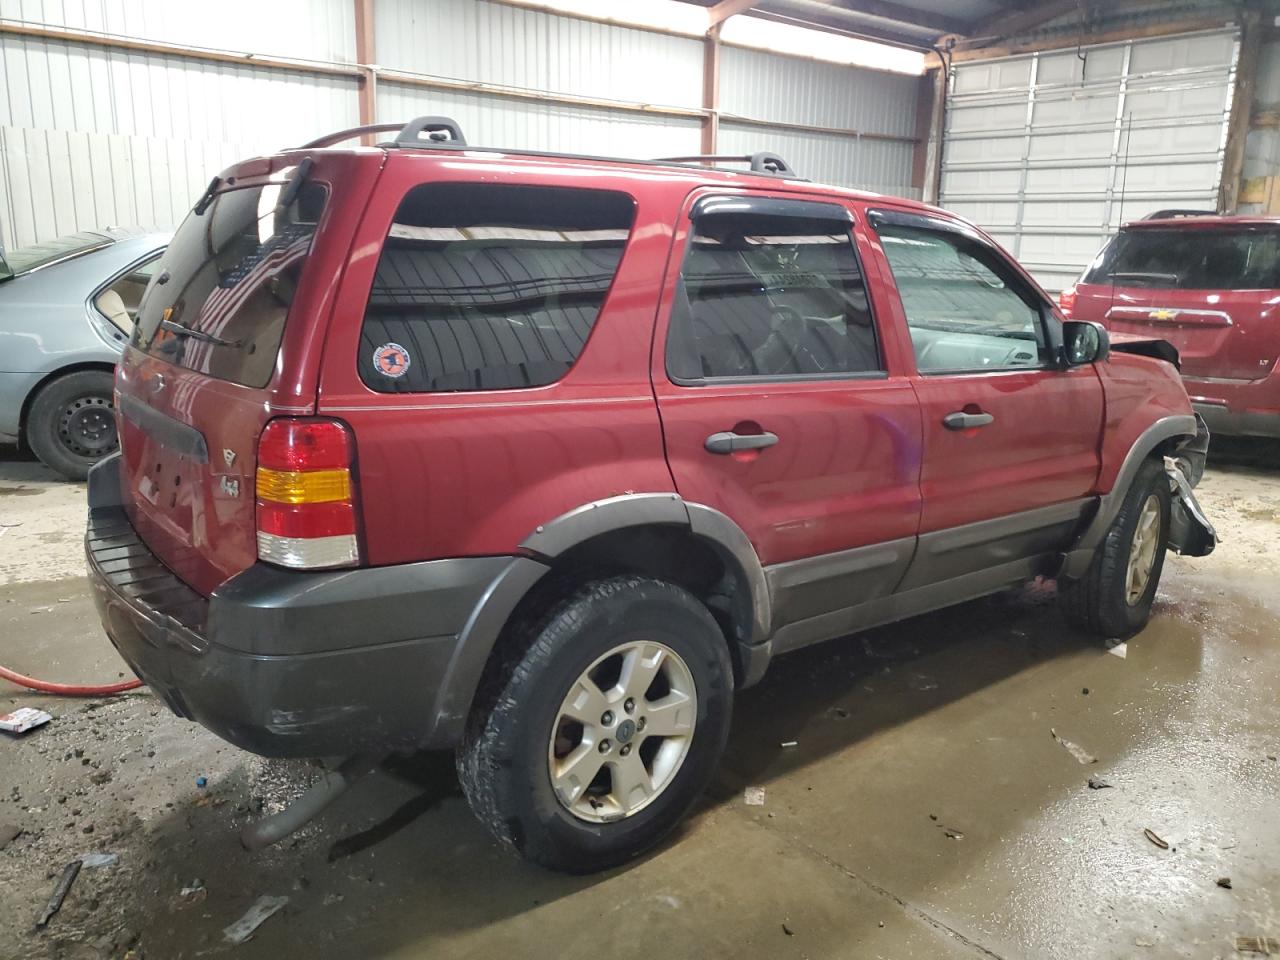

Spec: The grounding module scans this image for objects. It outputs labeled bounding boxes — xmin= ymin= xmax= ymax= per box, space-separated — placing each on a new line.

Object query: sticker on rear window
xmin=372 ymin=342 xmax=411 ymax=379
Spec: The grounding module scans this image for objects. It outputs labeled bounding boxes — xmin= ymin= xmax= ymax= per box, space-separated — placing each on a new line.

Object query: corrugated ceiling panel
xmin=377 ymin=81 xmax=701 ymax=160
xmin=375 ymin=0 xmax=703 ymax=111
xmin=718 ymin=45 xmax=918 ymax=140
xmin=0 ymin=0 xmax=355 ymax=61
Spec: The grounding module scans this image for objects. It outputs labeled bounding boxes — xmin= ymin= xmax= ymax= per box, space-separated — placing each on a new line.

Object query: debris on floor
xmin=1051 ymin=728 xmax=1098 ymax=764
xmin=1236 ymin=936 xmax=1280 ymax=955
xmin=222 ymin=895 xmax=289 ymax=945
xmin=743 ymin=786 xmax=766 ymax=806
xmin=80 ymin=852 xmax=119 ymax=869
xmin=1108 ymin=642 xmax=1128 ymax=659
xmin=35 ymin=859 xmax=82 ymax=928
xmin=1143 ymin=828 xmax=1170 ymax=850
xmin=172 ymin=880 xmax=207 ymax=911
xmin=0 ymin=707 xmax=52 ymax=735
xmin=1216 ymin=876 xmax=1232 ymax=889
xmin=943 ymin=827 xmax=965 ymax=840
xmin=780 ymin=740 xmax=798 ymax=748
xmin=781 ymin=922 xmax=794 ymax=936
xmin=1087 ymin=777 xmax=1112 ymax=790
xmin=0 ymin=823 xmax=21 ymax=850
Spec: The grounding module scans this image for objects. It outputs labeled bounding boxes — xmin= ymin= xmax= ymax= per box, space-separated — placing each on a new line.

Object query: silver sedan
xmin=0 ymin=227 xmax=169 ymax=479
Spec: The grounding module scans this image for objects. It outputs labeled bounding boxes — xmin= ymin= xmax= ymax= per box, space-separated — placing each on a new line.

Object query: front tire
xmin=25 ymin=370 xmax=118 ymax=481
xmin=457 ymin=576 xmax=734 ymax=873
xmin=1061 ymin=458 xmax=1171 ymax=641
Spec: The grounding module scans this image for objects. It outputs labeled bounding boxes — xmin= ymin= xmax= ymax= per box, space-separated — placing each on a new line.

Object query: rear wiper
xmin=193 ymin=176 xmax=222 ymax=216
xmin=159 ymin=318 xmax=242 ymax=348
xmin=1108 ymin=271 xmax=1179 ymax=284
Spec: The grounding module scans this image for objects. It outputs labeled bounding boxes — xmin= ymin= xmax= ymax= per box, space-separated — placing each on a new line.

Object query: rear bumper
xmin=1186 ymin=375 xmax=1280 ymax=439
xmin=86 ymin=454 xmax=532 ymax=758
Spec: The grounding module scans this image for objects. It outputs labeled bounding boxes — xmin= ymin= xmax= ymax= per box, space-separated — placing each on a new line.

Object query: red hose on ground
xmin=0 ymin=665 xmax=143 ymax=697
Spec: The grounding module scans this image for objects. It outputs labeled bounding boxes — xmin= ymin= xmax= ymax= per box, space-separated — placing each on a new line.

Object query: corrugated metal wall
xmin=941 ymin=30 xmax=1239 ymax=293
xmin=718 ymin=46 xmax=917 ymax=193
xmin=0 ymin=0 xmax=921 ymax=251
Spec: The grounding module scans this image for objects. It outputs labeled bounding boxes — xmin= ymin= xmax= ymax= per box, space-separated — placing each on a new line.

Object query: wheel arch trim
xmin=1058 ymin=413 xmax=1197 ymax=579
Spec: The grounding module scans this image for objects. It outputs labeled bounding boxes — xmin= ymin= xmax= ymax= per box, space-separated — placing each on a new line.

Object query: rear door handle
xmin=705 ymin=431 xmax=780 ymax=454
xmin=942 ymin=411 xmax=994 ymax=430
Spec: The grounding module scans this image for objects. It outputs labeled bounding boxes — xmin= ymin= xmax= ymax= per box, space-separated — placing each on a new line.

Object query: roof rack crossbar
xmin=655 ymin=152 xmax=797 ymax=177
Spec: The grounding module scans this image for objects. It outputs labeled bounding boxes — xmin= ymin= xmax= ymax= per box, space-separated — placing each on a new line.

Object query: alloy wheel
xmin=548 ymin=641 xmax=697 ymax=823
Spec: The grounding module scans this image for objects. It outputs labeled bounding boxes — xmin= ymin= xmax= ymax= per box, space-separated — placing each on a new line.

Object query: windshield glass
xmin=0 ymin=231 xmax=112 ymax=280
xmin=132 ymin=178 xmax=327 ymax=388
xmin=1084 ymin=228 xmax=1280 ymax=289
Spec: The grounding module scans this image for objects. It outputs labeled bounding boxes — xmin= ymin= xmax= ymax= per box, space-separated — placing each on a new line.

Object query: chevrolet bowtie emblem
xmin=1149 ymin=309 xmax=1178 ymax=321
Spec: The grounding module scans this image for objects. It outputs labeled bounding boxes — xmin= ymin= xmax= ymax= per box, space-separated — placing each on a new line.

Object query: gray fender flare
xmin=427 ymin=494 xmax=772 ymax=745
xmin=1058 ymin=413 xmax=1198 ymax=579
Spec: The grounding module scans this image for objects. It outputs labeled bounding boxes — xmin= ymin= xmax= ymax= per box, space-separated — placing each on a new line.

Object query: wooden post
xmin=1220 ymin=11 xmax=1263 ymax=213
xmin=920 ymin=60 xmax=947 ymax=205
xmin=702 ymin=24 xmax=721 ymax=155
xmin=355 ymin=0 xmax=377 ymax=143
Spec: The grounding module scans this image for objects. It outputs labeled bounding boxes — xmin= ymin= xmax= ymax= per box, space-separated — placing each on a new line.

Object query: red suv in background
xmin=87 ymin=117 xmax=1216 ymax=874
xmin=1061 ymin=212 xmax=1280 ymax=439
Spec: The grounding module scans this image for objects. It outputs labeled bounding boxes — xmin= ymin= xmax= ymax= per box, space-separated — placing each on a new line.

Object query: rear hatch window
xmin=1084 ymin=227 xmax=1280 ymax=289
xmin=131 ymin=178 xmax=327 ymax=387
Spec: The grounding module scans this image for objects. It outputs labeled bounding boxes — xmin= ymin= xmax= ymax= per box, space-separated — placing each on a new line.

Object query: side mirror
xmin=1062 ymin=320 xmax=1110 ymax=366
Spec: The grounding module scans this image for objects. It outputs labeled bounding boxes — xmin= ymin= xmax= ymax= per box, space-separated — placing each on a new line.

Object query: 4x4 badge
xmin=223 ymin=449 xmax=237 ymax=467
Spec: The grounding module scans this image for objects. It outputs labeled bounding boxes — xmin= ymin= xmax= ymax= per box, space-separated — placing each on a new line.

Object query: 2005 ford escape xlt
xmin=86 ymin=116 xmax=1216 ymax=873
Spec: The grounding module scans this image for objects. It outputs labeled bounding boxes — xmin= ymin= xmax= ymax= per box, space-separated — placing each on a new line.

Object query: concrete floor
xmin=1 ymin=442 xmax=1278 ymax=960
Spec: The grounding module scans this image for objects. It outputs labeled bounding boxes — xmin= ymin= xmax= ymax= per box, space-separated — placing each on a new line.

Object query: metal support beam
xmin=702 ymin=25 xmax=721 ymax=154
xmin=708 ymin=0 xmax=764 ymax=29
xmin=354 ymin=0 xmax=377 ymax=143
xmin=824 ymin=0 xmax=969 ymax=38
xmin=1220 ymin=11 xmax=1262 ymax=213
xmin=964 ymin=0 xmax=1084 ymax=47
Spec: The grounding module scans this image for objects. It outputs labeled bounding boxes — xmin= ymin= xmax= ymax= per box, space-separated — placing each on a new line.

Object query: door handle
xmin=704 ymin=431 xmax=780 ymax=454
xmin=942 ymin=411 xmax=994 ymax=430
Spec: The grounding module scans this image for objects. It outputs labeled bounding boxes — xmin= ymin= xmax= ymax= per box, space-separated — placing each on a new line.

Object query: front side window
xmin=876 ymin=223 xmax=1047 ymax=373
xmin=1083 ymin=228 xmax=1280 ymax=289
xmin=666 ymin=206 xmax=881 ymax=382
xmin=359 ymin=183 xmax=636 ymax=393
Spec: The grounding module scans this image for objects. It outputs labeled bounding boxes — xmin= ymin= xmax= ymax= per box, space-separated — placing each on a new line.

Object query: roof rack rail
xmin=1142 ymin=208 xmax=1219 ymax=220
xmin=299 ymin=122 xmax=405 ymax=148
xmin=655 ymin=152 xmax=798 ymax=177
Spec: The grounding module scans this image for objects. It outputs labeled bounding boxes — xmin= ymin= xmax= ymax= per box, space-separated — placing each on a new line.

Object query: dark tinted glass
xmin=359 ymin=183 xmax=635 ymax=393
xmin=1083 ymin=228 xmax=1280 ymax=289
xmin=132 ymin=179 xmax=326 ymax=388
xmin=665 ymin=210 xmax=880 ymax=382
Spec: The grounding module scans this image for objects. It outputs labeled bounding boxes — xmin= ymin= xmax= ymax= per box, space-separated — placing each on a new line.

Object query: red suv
xmin=1061 ymin=212 xmax=1280 ymax=439
xmin=87 ymin=117 xmax=1216 ymax=873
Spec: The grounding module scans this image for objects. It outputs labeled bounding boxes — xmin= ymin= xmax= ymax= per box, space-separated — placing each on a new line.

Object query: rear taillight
xmin=1058 ymin=284 xmax=1077 ymax=318
xmin=255 ymin=418 xmax=360 ymax=569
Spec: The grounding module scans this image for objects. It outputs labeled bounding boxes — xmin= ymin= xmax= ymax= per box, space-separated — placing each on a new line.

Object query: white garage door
xmin=940 ymin=30 xmax=1239 ymax=293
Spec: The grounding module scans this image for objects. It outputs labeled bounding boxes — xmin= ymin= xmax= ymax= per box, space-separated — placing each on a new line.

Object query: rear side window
xmin=1083 ymin=228 xmax=1280 ymax=289
xmin=665 ymin=206 xmax=881 ymax=382
xmin=132 ymin=177 xmax=327 ymax=388
xmin=359 ymin=183 xmax=635 ymax=393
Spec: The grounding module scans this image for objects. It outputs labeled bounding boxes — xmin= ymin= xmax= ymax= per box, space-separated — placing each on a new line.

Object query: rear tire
xmin=457 ymin=576 xmax=733 ymax=873
xmin=1061 ymin=458 xmax=1171 ymax=641
xmin=25 ymin=370 xmax=117 ymax=481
